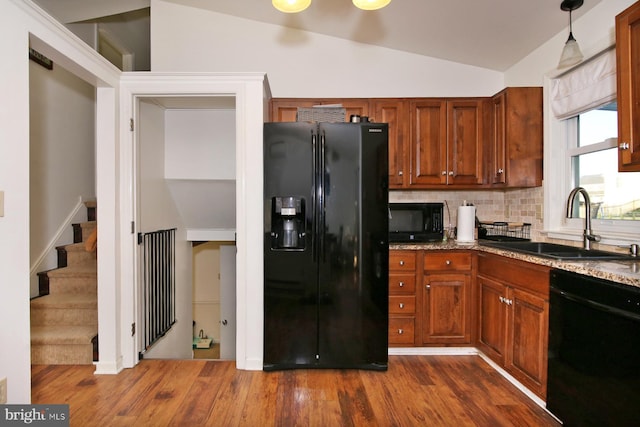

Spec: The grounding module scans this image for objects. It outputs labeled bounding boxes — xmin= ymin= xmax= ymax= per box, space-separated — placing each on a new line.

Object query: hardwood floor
xmin=31 ymin=355 xmax=560 ymax=426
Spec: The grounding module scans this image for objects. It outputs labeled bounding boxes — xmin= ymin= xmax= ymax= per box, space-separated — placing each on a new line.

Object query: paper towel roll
xmin=456 ymin=206 xmax=476 ymax=242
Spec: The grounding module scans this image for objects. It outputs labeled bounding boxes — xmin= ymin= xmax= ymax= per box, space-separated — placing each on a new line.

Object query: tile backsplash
xmin=390 ymin=186 xmax=544 ymax=240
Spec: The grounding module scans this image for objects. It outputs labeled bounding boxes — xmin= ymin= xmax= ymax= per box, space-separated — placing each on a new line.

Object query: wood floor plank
xmin=206 ymin=368 xmax=253 ymax=426
xmin=31 ymin=356 xmax=561 ymax=427
xmin=168 ymin=362 xmax=237 ymax=426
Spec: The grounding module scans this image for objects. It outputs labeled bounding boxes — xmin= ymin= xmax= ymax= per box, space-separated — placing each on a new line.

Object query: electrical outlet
xmin=0 ymin=377 xmax=7 ymax=404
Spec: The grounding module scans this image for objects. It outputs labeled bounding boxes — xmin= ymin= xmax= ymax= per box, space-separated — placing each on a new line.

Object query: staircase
xmin=30 ymin=201 xmax=98 ymax=365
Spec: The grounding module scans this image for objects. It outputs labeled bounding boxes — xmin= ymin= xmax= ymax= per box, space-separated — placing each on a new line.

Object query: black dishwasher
xmin=547 ymin=269 xmax=640 ymax=426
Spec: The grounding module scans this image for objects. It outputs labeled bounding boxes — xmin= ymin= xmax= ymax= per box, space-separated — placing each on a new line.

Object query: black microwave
xmin=389 ymin=203 xmax=444 ymax=243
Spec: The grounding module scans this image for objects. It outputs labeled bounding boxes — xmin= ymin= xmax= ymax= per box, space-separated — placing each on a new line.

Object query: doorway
xmin=134 ymin=96 xmax=238 ymax=361
xmin=192 ymin=241 xmax=236 ymax=360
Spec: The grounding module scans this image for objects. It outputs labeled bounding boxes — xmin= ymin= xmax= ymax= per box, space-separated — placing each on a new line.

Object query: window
xmin=568 ymin=102 xmax=640 ymax=221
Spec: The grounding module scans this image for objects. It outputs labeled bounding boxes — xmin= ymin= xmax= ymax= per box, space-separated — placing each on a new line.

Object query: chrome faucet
xmin=566 ymin=187 xmax=601 ymax=250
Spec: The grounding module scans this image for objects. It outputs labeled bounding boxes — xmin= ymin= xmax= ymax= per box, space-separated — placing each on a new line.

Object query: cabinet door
xmin=331 ymin=99 xmax=370 ymax=121
xmin=490 ymin=88 xmax=543 ymax=187
xmin=372 ymin=99 xmax=407 ymax=188
xmin=490 ymin=92 xmax=507 ymax=185
xmin=507 ymin=287 xmax=548 ymax=399
xmin=270 ymin=99 xmax=316 ymax=122
xmin=447 ymin=100 xmax=484 ymax=185
xmin=423 ymin=273 xmax=471 ymax=344
xmin=409 ymin=100 xmax=447 ymax=186
xmin=616 ymin=3 xmax=640 ymax=171
xmin=477 ymin=275 xmax=508 ymax=365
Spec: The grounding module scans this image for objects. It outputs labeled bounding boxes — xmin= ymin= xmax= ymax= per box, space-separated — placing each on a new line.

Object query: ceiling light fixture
xmin=272 ymin=0 xmax=311 ymax=13
xmin=353 ymin=0 xmax=391 ymax=11
xmin=558 ymin=0 xmax=584 ymax=69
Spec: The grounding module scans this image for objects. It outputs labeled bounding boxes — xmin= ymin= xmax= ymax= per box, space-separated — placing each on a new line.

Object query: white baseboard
xmin=93 ymin=358 xmax=123 ymax=375
xmin=388 ymin=347 xmax=478 ymax=356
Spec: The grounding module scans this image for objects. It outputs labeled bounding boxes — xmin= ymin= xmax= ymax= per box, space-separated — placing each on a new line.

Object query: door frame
xmin=119 ymin=73 xmax=269 ymax=370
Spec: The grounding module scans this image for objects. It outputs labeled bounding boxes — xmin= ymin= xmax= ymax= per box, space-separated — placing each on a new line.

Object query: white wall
xmin=137 ymin=99 xmax=193 ymax=359
xmin=150 ymin=0 xmax=504 ymax=98
xmin=164 ymin=108 xmax=237 ymax=232
xmin=165 ymin=109 xmax=235 ymax=180
xmin=29 ymin=59 xmax=96 ymax=297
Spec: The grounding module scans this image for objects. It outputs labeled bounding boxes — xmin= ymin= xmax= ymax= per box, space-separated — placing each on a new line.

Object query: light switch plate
xmin=0 ymin=191 xmax=4 ymax=217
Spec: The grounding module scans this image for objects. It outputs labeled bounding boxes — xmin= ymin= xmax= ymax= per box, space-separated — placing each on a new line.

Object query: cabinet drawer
xmin=389 ymin=273 xmax=416 ymax=293
xmin=389 ymin=317 xmax=415 ymax=344
xmin=478 ymin=252 xmax=550 ymax=297
xmin=424 ymin=252 xmax=471 ymax=271
xmin=389 ymin=251 xmax=417 ymax=271
xmin=389 ymin=295 xmax=416 ymax=314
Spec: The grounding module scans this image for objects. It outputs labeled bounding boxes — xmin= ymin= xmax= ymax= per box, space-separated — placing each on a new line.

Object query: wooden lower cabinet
xmin=476 ymin=252 xmax=550 ymax=399
xmin=389 ymin=249 xmax=474 ymax=347
xmin=422 ymin=252 xmax=473 ymax=344
xmin=388 ymin=250 xmax=419 ymax=345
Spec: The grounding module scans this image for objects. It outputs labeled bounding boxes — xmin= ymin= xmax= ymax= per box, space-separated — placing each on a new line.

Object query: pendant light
xmin=558 ymin=0 xmax=584 ymax=69
xmin=272 ymin=0 xmax=311 ymax=13
xmin=353 ymin=0 xmax=391 ymax=11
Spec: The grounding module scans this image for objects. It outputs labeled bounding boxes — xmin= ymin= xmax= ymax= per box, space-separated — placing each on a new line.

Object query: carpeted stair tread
xmin=46 ymin=260 xmax=97 ymax=278
xmin=31 ymin=293 xmax=97 ymax=309
xmin=62 ymin=242 xmax=91 ymax=253
xmin=31 ymin=325 xmax=97 ymax=345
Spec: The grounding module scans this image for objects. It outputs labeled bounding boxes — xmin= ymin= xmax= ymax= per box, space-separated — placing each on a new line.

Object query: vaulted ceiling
xmin=31 ymin=0 xmax=602 ymax=71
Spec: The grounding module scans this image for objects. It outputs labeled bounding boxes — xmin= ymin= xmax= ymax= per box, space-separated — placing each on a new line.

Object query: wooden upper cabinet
xmin=616 ymin=2 xmax=640 ymax=172
xmin=409 ymin=99 xmax=447 ymax=186
xmin=409 ymin=99 xmax=483 ymax=187
xmin=372 ymin=99 xmax=408 ymax=188
xmin=269 ymin=98 xmax=369 ymax=123
xmin=489 ymin=87 xmax=543 ymax=187
xmin=334 ymin=99 xmax=370 ymax=120
xmin=491 ymin=93 xmax=507 ymax=185
xmin=447 ymin=100 xmax=484 ymax=185
xmin=270 ymin=99 xmax=316 ymax=122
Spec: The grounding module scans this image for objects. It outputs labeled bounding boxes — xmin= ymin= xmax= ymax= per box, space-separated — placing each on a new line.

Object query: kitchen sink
xmin=480 ymin=241 xmax=637 ymax=261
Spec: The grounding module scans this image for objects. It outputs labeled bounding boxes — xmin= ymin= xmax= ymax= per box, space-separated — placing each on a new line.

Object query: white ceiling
xmin=31 ymin=0 xmax=602 ymax=71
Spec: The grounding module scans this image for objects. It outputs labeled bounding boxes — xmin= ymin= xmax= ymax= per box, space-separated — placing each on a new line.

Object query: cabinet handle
xmin=620 ymin=142 xmax=630 ymax=150
xmin=507 ymin=299 xmax=513 ymax=305
xmin=499 ymin=296 xmax=505 ymax=303
xmin=398 ymin=170 xmax=404 ymax=176
xmin=497 ymin=168 xmax=504 ymax=174
xmin=425 ymin=284 xmax=431 ymax=290
xmin=441 ymin=171 xmax=447 ymax=176
xmin=398 ymin=329 xmax=404 ymax=335
xmin=399 ymin=303 xmax=404 ymax=309
xmin=445 ymin=260 xmax=451 ymax=265
xmin=399 ymin=260 xmax=405 ymax=266
xmin=448 ymin=171 xmax=454 ymax=176
xmin=399 ymin=281 xmax=404 ymax=287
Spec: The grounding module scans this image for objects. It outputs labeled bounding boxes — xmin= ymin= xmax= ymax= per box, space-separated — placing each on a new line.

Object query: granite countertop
xmin=390 ymin=240 xmax=640 ymax=288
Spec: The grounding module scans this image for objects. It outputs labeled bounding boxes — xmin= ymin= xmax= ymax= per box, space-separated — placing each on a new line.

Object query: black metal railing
xmin=140 ymin=228 xmax=176 ymax=352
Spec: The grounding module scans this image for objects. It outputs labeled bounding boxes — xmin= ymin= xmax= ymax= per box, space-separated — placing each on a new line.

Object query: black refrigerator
xmin=263 ymin=121 xmax=389 ymax=371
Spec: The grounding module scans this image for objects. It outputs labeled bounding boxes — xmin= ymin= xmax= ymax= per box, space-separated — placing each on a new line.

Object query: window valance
xmin=551 ymin=48 xmax=616 ymax=120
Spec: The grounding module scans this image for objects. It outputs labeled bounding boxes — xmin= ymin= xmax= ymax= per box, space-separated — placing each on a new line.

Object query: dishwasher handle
xmin=551 ymin=286 xmax=640 ymax=322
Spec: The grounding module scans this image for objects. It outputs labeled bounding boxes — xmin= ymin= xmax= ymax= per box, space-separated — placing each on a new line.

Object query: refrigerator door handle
xmin=319 ymin=131 xmax=326 ymax=260
xmin=311 ymin=131 xmax=318 ymax=261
